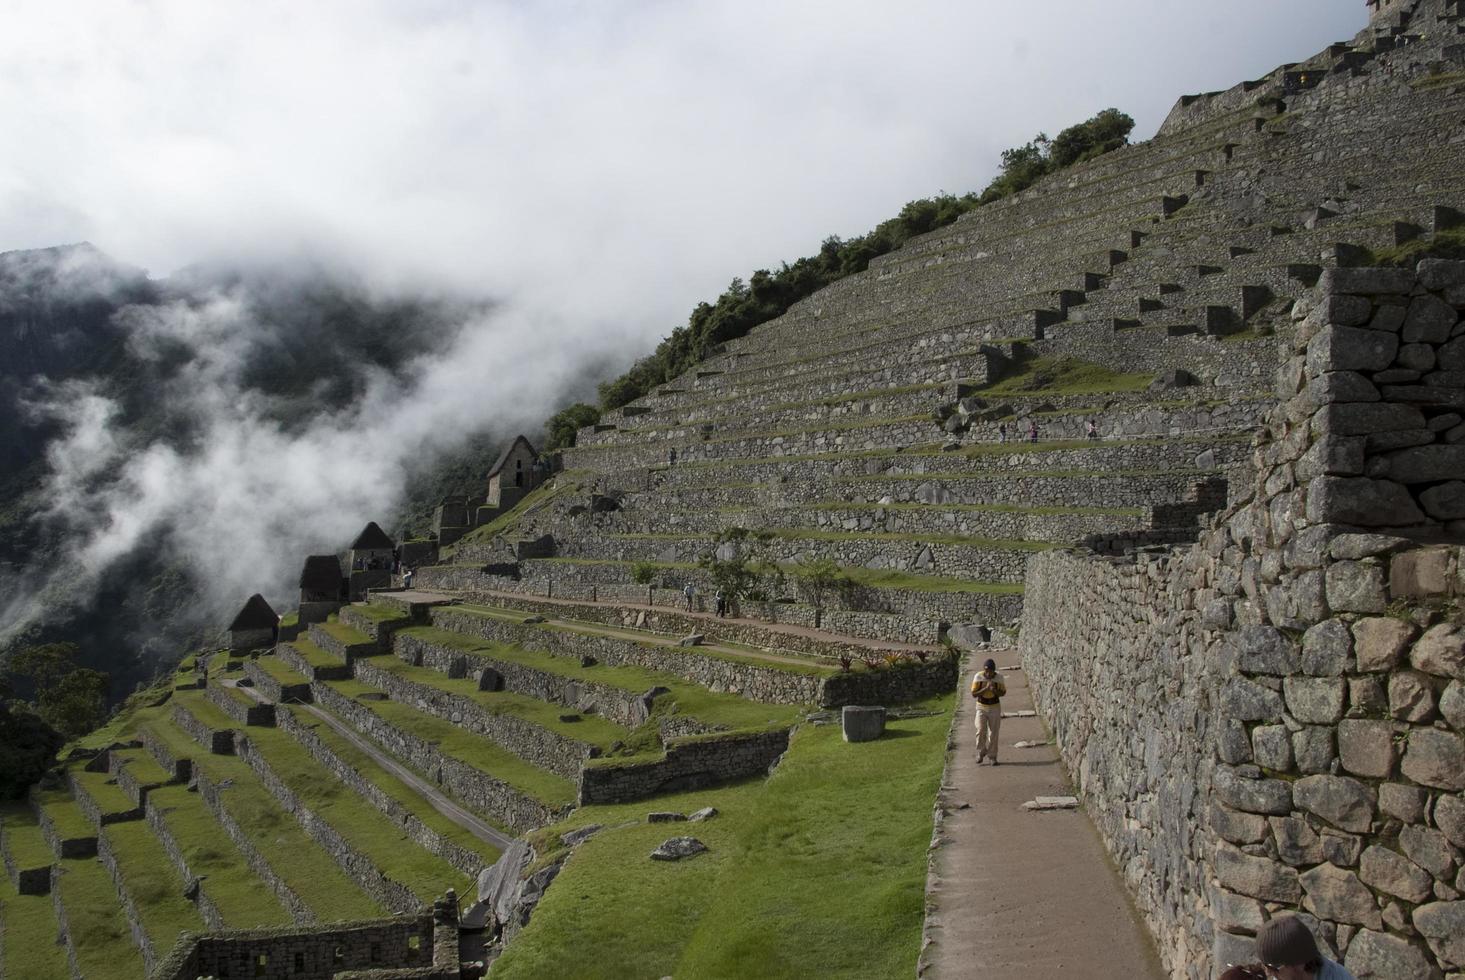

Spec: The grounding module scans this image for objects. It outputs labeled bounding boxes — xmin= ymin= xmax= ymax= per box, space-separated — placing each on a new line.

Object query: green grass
xmin=137 ymin=712 xmax=385 ymax=923
xmin=351 ymin=602 xmax=413 ymax=623
xmin=144 ymin=782 xmax=294 ymax=928
xmin=280 ymin=706 xmax=504 ymax=867
xmin=191 ymin=701 xmax=472 ymax=904
xmin=1411 ymin=70 xmax=1465 ymax=92
xmin=493 ymin=696 xmax=953 ymax=979
xmin=110 ymin=747 xmax=173 ymax=787
xmin=323 ymin=679 xmax=578 ymax=808
xmin=966 ymin=355 xmax=1154 ymax=397
xmin=451 ymin=474 xmax=589 ymax=551
xmin=361 ymin=650 xmax=631 ymax=749
xmin=416 ymin=616 xmax=810 ymax=731
xmin=99 ymin=819 xmax=206 ymax=951
xmin=286 ymin=637 xmax=345 ymax=670
xmin=319 ymin=619 xmax=374 ymax=646
xmin=32 ymin=788 xmax=94 ymax=843
xmin=279 ymin=611 xmax=299 ymax=629
xmin=53 ymin=855 xmax=146 ymax=980
xmin=1369 ymin=227 xmax=1465 ymax=266
xmin=0 ymin=874 xmax=71 ymax=979
xmin=70 ymin=769 xmax=140 ymax=818
xmin=0 ymin=802 xmax=55 ymax=869
xmin=833 ymin=567 xmax=1026 ymax=594
xmin=251 ymin=654 xmax=311 ymax=688
xmin=809 ymin=500 xmax=1143 ymax=516
xmin=767 ymin=528 xmax=1055 ymax=550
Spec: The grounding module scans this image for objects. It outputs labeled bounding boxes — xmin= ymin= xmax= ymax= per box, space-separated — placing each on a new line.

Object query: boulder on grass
xmin=842 ymin=705 xmax=887 ymax=743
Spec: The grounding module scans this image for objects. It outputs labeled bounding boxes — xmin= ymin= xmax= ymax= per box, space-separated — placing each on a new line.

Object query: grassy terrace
xmin=276 ymin=698 xmax=505 ymax=866
xmin=319 ymin=618 xmax=374 ymax=647
xmin=808 ymin=500 xmax=1143 ymax=516
xmin=251 ymin=653 xmax=312 ymax=689
xmin=33 ymin=787 xmax=94 ymax=843
xmin=493 ymin=696 xmax=952 ymax=979
xmin=54 ymin=854 xmax=146 ymax=980
xmin=602 ymin=529 xmax=1055 ymax=551
xmin=0 ymin=802 xmax=55 ymax=869
xmin=321 ymin=677 xmax=578 ymax=809
xmin=0 ymin=874 xmax=71 ymax=978
xmin=533 ymin=557 xmax=1025 ymax=596
xmin=449 ymin=473 xmax=590 ymax=552
xmin=138 ymin=713 xmax=386 ymax=922
xmin=350 ymin=602 xmax=413 ymax=624
xmin=71 ymin=768 xmax=140 ymax=818
xmin=360 ymin=645 xmax=631 ymax=749
xmin=111 ymin=747 xmax=173 ymax=787
xmin=98 ymin=817 xmax=206 ymax=950
xmin=144 ymin=782 xmax=293 ymax=928
xmin=286 ymin=636 xmax=346 ymax=671
xmin=425 ymin=611 xmax=811 ymax=730
xmin=173 ymin=690 xmax=471 ymax=904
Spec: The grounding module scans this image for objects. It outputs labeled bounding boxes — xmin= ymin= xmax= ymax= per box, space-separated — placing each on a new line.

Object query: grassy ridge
xmin=0 ymin=874 xmax=72 ymax=979
xmin=53 ymin=854 xmax=146 ymax=980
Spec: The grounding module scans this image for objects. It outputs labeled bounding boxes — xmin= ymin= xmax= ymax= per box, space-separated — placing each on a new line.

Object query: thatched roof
xmin=298 ymin=555 xmax=343 ymax=593
xmin=350 ymin=521 xmax=395 ymax=550
xmin=228 ymin=594 xmax=278 ymax=631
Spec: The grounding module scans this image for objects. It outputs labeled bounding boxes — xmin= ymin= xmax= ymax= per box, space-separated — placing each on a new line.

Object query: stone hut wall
xmin=1020 ymin=261 xmax=1465 ymax=980
xmin=152 ymin=914 xmax=436 ymax=980
xmin=578 ymin=728 xmax=791 ymax=805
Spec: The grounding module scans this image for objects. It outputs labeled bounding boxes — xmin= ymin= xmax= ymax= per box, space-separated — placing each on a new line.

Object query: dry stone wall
xmin=153 ymin=915 xmax=436 ymax=980
xmin=1021 ymin=261 xmax=1465 ymax=980
xmin=578 ymin=729 xmax=790 ymax=805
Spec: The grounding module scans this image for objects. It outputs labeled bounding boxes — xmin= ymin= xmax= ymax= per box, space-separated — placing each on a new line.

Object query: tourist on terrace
xmin=714 ymin=588 xmax=727 ymax=618
xmin=1027 ymin=420 xmax=1039 ymax=443
xmin=683 ymin=582 xmax=695 ymax=610
xmin=970 ymin=658 xmax=1006 ymax=765
xmin=1219 ymin=916 xmax=1356 ymax=980
xmin=1086 ymin=418 xmax=1098 ymax=440
xmin=998 ymin=422 xmax=1008 ymax=444
xmin=403 ymin=567 xmax=414 ymax=589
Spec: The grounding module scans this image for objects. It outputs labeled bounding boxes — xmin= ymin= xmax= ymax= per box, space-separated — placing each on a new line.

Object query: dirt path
xmin=920 ymin=653 xmax=1164 ymax=980
xmin=227 ymin=679 xmax=515 ymax=853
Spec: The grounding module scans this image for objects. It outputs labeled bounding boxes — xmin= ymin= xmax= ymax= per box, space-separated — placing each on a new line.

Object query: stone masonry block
xmin=1352 ymin=617 xmax=1416 ymax=671
xmin=1325 ymin=561 xmax=1388 ymax=613
xmin=1402 ymin=294 xmax=1459 ymax=345
xmin=1410 ymin=624 xmax=1465 ymax=680
xmin=1319 ymin=267 xmax=1415 ymax=295
xmin=1294 ymin=774 xmax=1376 ymax=832
xmin=841 ymin=705 xmax=886 ymax=743
xmin=1307 ymin=476 xmax=1425 ymax=527
xmin=1402 ymin=729 xmax=1465 ymax=790
xmin=1285 ymin=676 xmax=1347 ymax=724
xmin=1308 ymin=325 xmax=1400 ymax=374
xmin=1337 ymin=719 xmax=1398 ymax=779
xmin=1300 ymin=863 xmax=1383 ymax=929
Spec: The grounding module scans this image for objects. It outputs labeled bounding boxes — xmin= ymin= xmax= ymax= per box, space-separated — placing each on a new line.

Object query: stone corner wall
xmin=1020 ymin=260 xmax=1465 ymax=980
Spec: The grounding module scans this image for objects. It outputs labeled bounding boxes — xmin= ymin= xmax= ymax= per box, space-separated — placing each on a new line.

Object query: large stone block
xmin=1402 ymin=294 xmax=1459 ymax=345
xmin=1252 ymin=725 xmax=1293 ymax=770
xmin=1390 ymin=671 xmax=1436 ymax=722
xmin=1337 ymin=719 xmax=1397 ymax=778
xmin=1343 ymin=928 xmax=1441 ymax=980
xmin=1418 ymin=259 xmax=1465 ymax=291
xmin=1301 ymin=862 xmax=1383 ymax=929
xmin=1402 ymin=729 xmax=1465 ymax=790
xmin=1235 ymin=625 xmax=1300 ymax=675
xmin=1382 ymin=446 xmax=1465 ymax=484
xmin=1211 ymin=803 xmax=1268 ymax=845
xmin=1436 ymin=795 xmax=1465 ymax=849
xmin=1306 ymin=476 xmax=1425 ymax=527
xmin=841 ymin=705 xmax=886 ymax=743
xmin=1285 ymin=676 xmax=1347 ymax=724
xmin=1326 ymin=561 xmax=1388 ymax=613
xmin=1379 ymin=783 xmax=1427 ymax=824
xmin=1222 ymin=678 xmax=1285 ymax=722
xmin=1302 ymin=619 xmax=1353 ymax=676
xmin=1305 ymin=371 xmax=1380 ymax=406
xmin=1215 ymin=842 xmax=1301 ymax=902
xmin=1293 ymin=726 xmax=1336 ymax=774
xmin=1360 ymin=845 xmax=1434 ymax=903
xmin=1420 ymin=482 xmax=1465 ymax=521
xmin=1319 ymin=267 xmax=1416 ymax=295
xmin=1412 ymin=901 xmax=1465 ymax=969
xmin=1441 ymin=681 xmax=1465 ymax=731
xmin=1352 ymin=617 xmax=1416 ymax=671
xmin=1213 ymin=764 xmax=1293 ymax=815
xmin=1312 ymin=402 xmax=1426 ymax=437
xmin=1410 ymin=624 xmax=1465 ymax=680
xmin=1398 ymin=825 xmax=1456 ymax=880
xmin=1271 ymin=816 xmax=1325 ymax=866
xmin=1309 ymin=325 xmax=1400 ymax=374
xmin=1391 ymin=550 xmax=1456 ymax=600
xmin=1294 ymin=774 xmax=1376 ymax=832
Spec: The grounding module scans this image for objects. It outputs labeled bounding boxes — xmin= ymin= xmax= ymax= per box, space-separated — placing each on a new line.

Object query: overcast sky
xmin=2 ymin=0 xmax=1364 ymax=351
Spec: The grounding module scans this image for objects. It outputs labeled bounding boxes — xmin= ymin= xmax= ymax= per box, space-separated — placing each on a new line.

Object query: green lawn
xmin=145 ymin=782 xmax=293 ymax=928
xmin=71 ymin=769 xmax=139 ymax=818
xmin=32 ymin=788 xmax=94 ymax=844
xmin=251 ymin=654 xmax=311 ymax=688
xmin=319 ymin=619 xmax=374 ymax=647
xmin=351 ymin=602 xmax=413 ymax=624
xmin=0 ymin=802 xmax=55 ymax=870
xmin=53 ymin=855 xmax=146 ymax=980
xmin=0 ymin=874 xmax=71 ymax=979
xmin=99 ymin=819 xmax=206 ymax=951
xmin=286 ymin=637 xmax=345 ymax=670
xmin=361 ymin=648 xmax=631 ymax=749
xmin=110 ymin=747 xmax=173 ymax=787
xmin=493 ymin=697 xmax=952 ymax=979
xmin=281 ymin=705 xmax=504 ymax=868
xmin=429 ymin=613 xmax=813 ymax=730
xmin=322 ymin=679 xmax=577 ymax=808
xmin=138 ymin=714 xmax=385 ymax=923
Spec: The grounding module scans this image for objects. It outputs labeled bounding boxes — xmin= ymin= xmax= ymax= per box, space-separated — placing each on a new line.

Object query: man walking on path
xmin=970 ymin=658 xmax=1006 ymax=764
xmin=683 ymin=582 xmax=695 ymax=611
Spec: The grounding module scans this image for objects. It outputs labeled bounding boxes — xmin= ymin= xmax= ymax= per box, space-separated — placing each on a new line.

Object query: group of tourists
xmin=682 ymin=582 xmax=730 ymax=617
xmin=993 ymin=417 xmax=1100 ymax=444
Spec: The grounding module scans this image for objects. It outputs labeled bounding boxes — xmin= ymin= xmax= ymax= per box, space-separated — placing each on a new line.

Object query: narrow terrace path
xmin=921 ymin=654 xmax=1164 ymax=980
xmin=472 ymin=586 xmax=942 ymax=655
xmin=227 ymin=680 xmax=515 ymax=853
